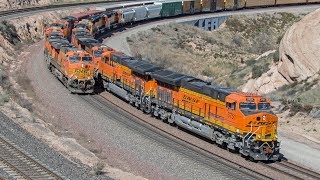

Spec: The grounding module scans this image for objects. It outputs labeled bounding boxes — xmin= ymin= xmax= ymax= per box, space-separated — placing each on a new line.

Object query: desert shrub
xmin=245 ymin=59 xmax=256 ymax=66
xmin=276 ymin=35 xmax=283 ymax=44
xmin=0 ymin=93 xmax=10 ymax=106
xmin=251 ymin=65 xmax=268 ymax=79
xmin=286 ymin=100 xmax=313 ymax=116
xmin=288 ymin=101 xmax=302 ymax=116
xmin=93 ymin=161 xmax=105 ymax=175
xmin=273 ymin=50 xmax=280 ymax=63
xmin=232 ymin=34 xmax=242 ymax=46
xmin=250 ymin=32 xmax=274 ymax=53
xmin=201 ymin=67 xmax=213 ymax=77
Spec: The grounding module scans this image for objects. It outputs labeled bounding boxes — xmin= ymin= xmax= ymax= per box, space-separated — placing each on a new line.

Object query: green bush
xmin=0 ymin=94 xmax=10 ymax=106
xmin=273 ymin=50 xmax=280 ymax=63
xmin=251 ymin=65 xmax=268 ymax=79
xmin=245 ymin=59 xmax=256 ymax=66
xmin=93 ymin=162 xmax=105 ymax=175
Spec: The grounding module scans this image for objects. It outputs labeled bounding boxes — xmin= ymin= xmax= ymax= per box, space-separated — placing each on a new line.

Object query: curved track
xmin=0 ymin=0 xmax=140 ymax=19
xmin=2 ymin=1 xmax=320 ymax=179
xmin=264 ymin=161 xmax=320 ymax=180
xmin=0 ymin=135 xmax=62 ymax=179
xmin=81 ymin=94 xmax=271 ymax=180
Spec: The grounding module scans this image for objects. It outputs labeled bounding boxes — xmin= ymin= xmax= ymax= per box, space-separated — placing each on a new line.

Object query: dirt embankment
xmin=0 ymin=9 xmax=145 ymax=179
xmin=127 ymin=12 xmax=320 ymax=145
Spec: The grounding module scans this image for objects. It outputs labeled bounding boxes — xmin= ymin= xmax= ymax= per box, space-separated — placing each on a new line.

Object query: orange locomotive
xmin=44 ymin=34 xmax=95 ymax=93
xmin=45 ymin=19 xmax=73 ymax=39
xmin=94 ymin=53 xmax=280 ymax=160
xmin=71 ymin=25 xmax=114 ymax=77
xmin=148 ymin=74 xmax=279 ymax=160
xmin=98 ymin=51 xmax=161 ymax=110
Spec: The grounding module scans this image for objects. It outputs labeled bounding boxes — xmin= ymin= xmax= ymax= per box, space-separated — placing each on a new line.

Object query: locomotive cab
xmin=226 ymin=93 xmax=280 ymax=161
xmin=61 ymin=49 xmax=95 ymax=93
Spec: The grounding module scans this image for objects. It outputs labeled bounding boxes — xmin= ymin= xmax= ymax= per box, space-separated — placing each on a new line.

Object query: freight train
xmin=43 ymin=0 xmax=319 ymax=161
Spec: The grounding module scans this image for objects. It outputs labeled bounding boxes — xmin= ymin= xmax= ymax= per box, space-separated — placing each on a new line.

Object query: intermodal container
xmin=234 ymin=0 xmax=246 ymax=9
xmin=225 ymin=0 xmax=234 ymax=9
xmin=215 ymin=0 xmax=225 ymax=10
xmin=183 ymin=0 xmax=195 ymax=14
xmin=194 ymin=0 xmax=201 ymax=12
xmin=201 ymin=0 xmax=213 ymax=12
xmin=245 ymin=0 xmax=275 ymax=7
xmin=275 ymin=0 xmax=306 ymax=5
xmin=161 ymin=0 xmax=183 ymax=17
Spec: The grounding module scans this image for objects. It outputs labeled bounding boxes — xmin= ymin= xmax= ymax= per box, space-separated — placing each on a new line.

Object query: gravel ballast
xmin=0 ymin=112 xmax=109 ymax=179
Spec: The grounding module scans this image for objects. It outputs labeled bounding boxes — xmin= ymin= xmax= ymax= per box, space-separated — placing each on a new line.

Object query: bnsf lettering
xmin=246 ymin=121 xmax=276 ymax=127
xmin=183 ymin=95 xmax=200 ymax=103
xmin=74 ymin=69 xmax=90 ymax=75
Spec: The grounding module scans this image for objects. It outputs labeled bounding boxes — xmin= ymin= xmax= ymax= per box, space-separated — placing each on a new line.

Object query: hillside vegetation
xmin=128 ymin=12 xmax=301 ymax=88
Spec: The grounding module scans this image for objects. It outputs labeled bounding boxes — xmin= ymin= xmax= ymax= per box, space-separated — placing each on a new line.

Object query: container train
xmin=43 ymin=0 xmax=320 ymax=161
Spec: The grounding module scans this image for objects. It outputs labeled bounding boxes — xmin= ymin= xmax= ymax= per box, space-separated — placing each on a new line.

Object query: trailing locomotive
xmin=44 ymin=33 xmax=95 ymax=93
xmin=42 ymin=0 xmax=320 ymax=161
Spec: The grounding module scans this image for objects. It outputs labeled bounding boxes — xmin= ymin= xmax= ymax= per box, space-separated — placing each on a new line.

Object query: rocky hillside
xmin=128 ymin=12 xmax=302 ymax=90
xmin=0 ymin=0 xmax=103 ymax=10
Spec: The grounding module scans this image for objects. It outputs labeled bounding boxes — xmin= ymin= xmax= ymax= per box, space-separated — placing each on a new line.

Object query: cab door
xmin=226 ymin=99 xmax=237 ymax=126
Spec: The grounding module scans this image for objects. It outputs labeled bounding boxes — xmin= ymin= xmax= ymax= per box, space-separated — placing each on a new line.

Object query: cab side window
xmin=226 ymin=102 xmax=236 ymax=110
xmin=103 ymin=57 xmax=108 ymax=63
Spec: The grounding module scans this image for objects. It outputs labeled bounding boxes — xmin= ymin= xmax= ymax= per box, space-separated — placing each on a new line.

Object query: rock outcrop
xmin=278 ymin=8 xmax=320 ymax=83
xmin=243 ymin=8 xmax=320 ymax=94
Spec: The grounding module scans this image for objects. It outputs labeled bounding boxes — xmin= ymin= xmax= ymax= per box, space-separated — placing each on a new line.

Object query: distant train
xmin=43 ymin=0 xmax=319 ymax=161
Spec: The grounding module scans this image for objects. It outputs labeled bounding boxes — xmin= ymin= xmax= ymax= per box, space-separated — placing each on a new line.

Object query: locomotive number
xmin=182 ymin=95 xmax=200 ymax=103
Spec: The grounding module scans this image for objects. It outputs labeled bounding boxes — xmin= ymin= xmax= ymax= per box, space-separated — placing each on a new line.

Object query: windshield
xmin=240 ymin=103 xmax=256 ymax=110
xmin=50 ymin=23 xmax=65 ymax=29
xmin=82 ymin=56 xmax=92 ymax=63
xmin=70 ymin=56 xmax=81 ymax=63
xmin=258 ymin=103 xmax=271 ymax=110
xmin=94 ymin=50 xmax=103 ymax=58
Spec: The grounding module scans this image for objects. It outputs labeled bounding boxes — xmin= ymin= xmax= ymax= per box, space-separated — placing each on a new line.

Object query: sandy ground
xmin=104 ymin=5 xmax=320 ymax=173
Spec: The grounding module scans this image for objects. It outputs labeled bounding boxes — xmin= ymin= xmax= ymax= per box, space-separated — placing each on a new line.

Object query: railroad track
xmin=80 ymin=94 xmax=271 ymax=180
xmin=0 ymin=0 xmax=139 ymax=18
xmin=264 ymin=160 xmax=320 ymax=180
xmin=0 ymin=135 xmax=62 ymax=180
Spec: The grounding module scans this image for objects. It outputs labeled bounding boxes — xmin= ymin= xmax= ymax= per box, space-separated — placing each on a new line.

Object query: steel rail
xmin=80 ymin=94 xmax=271 ymax=180
xmin=0 ymin=135 xmax=62 ymax=179
xmin=0 ymin=0 xmax=143 ymax=18
xmin=277 ymin=161 xmax=320 ymax=179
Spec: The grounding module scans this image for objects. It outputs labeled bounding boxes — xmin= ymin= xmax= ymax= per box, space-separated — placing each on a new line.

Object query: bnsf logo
xmin=183 ymin=95 xmax=200 ymax=103
xmin=246 ymin=121 xmax=277 ymax=127
xmin=73 ymin=69 xmax=90 ymax=75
